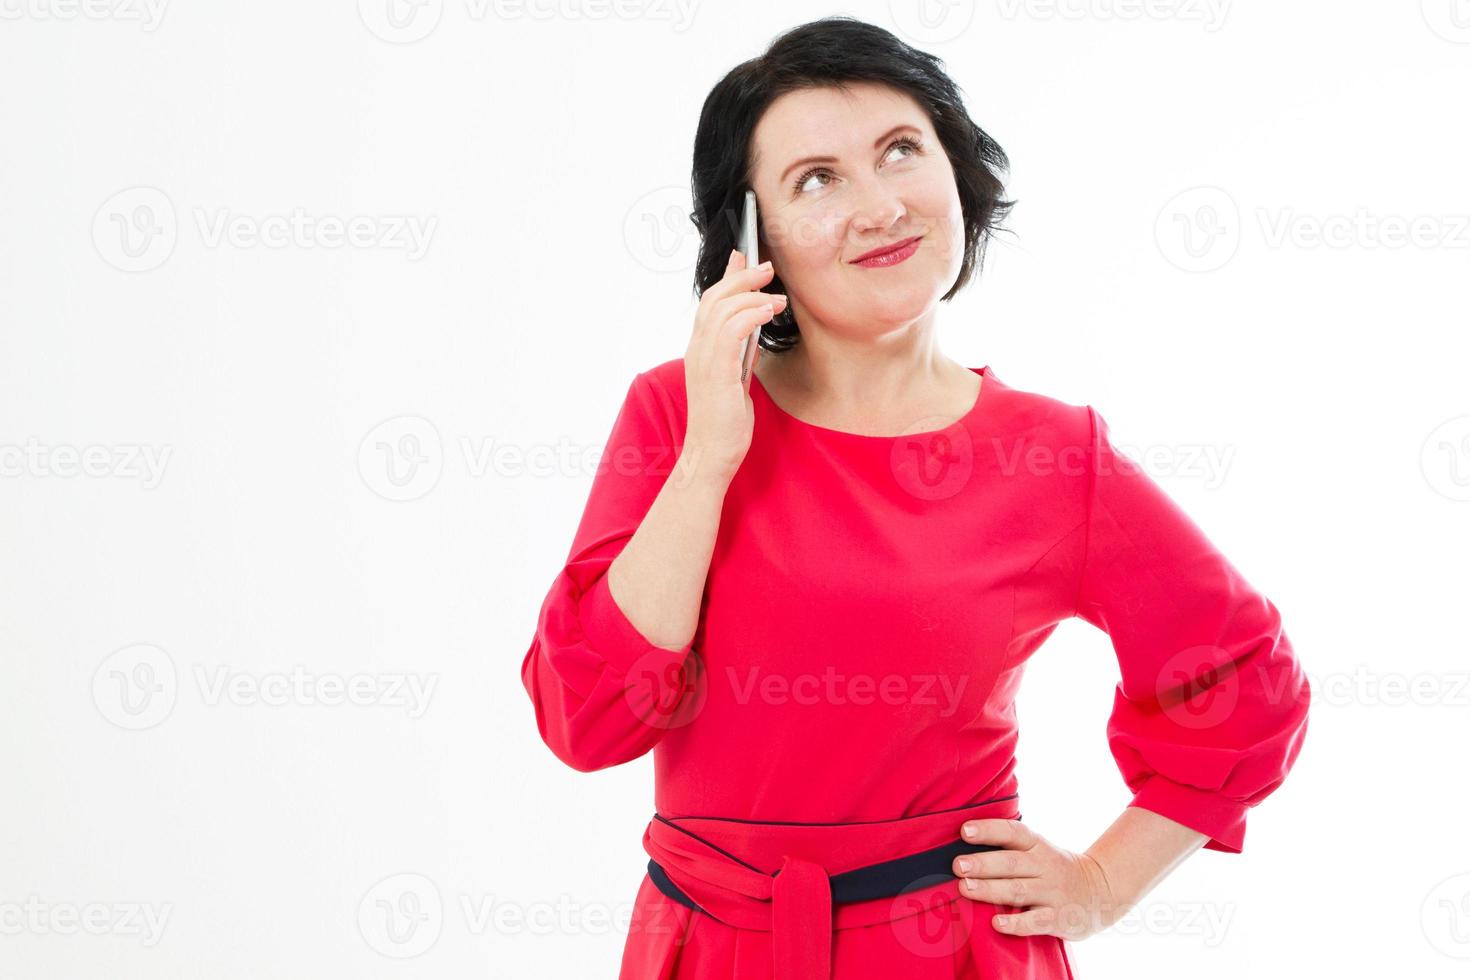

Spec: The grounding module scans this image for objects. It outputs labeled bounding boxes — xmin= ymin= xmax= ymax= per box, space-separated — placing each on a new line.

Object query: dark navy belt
xmin=647 ymin=799 xmax=1020 ymax=915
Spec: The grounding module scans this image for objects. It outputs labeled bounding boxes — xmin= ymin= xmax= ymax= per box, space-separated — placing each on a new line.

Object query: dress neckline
xmin=749 ymin=365 xmax=990 ymax=442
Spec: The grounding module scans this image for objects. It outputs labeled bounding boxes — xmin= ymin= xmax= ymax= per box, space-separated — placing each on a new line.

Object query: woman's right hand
xmin=681 ymin=248 xmax=788 ymax=480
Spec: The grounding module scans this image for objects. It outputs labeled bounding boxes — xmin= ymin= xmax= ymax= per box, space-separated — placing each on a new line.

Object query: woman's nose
xmin=848 ymin=189 xmax=906 ymax=235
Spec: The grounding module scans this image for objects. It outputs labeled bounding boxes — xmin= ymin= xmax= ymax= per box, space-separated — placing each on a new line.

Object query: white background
xmin=2 ymin=1 xmax=1467 ymax=977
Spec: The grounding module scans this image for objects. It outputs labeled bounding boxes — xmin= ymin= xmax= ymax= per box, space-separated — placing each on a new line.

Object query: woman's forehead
xmin=750 ymin=86 xmax=930 ymax=172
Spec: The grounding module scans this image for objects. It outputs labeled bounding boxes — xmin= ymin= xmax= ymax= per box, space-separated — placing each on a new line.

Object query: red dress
xmin=520 ymin=359 xmax=1311 ymax=979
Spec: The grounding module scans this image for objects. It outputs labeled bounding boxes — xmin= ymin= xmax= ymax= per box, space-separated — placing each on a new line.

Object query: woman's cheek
xmin=782 ymin=201 xmax=844 ymax=255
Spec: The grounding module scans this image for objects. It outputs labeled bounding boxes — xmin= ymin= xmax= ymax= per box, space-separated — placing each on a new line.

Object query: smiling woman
xmin=690 ymin=19 xmax=1015 ymax=357
xmin=520 ymin=14 xmax=1309 ymax=980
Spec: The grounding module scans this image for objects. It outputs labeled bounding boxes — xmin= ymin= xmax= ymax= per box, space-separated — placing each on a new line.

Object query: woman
xmin=520 ymin=16 xmax=1310 ymax=979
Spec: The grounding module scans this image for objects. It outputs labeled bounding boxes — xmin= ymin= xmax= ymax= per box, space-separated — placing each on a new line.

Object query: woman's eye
xmin=791 ymin=138 xmax=923 ymax=195
xmin=884 ymin=139 xmax=919 ymax=164
xmin=795 ymin=170 xmax=831 ymax=194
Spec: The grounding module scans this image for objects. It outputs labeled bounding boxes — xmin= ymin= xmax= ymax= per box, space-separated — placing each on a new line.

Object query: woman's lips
xmin=850 ymin=235 xmax=922 ymax=268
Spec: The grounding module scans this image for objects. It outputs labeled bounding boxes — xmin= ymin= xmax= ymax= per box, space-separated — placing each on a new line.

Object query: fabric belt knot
xmin=640 ymin=792 xmax=1021 ymax=980
xmin=771 ymin=854 xmax=833 ymax=979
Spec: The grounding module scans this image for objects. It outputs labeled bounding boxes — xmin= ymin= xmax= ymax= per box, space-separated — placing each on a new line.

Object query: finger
xmin=961 ymin=818 xmax=1037 ymax=851
xmin=704 ymin=258 xmax=775 ymax=305
xmin=991 ymin=907 xmax=1060 ymax=937
xmin=956 ymin=873 xmax=1042 ymax=909
xmin=711 ymin=290 xmax=787 ymax=329
xmin=690 ymin=261 xmax=774 ymax=357
xmin=692 ymin=290 xmax=782 ymax=371
xmin=952 ymin=848 xmax=1039 ymax=880
xmin=689 ymin=250 xmax=749 ymax=364
xmin=723 ymin=303 xmax=775 ymax=358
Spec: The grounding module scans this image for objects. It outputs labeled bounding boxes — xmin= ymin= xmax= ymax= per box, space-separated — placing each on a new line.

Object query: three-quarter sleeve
xmin=1072 ymin=405 xmax=1310 ymax=853
xmin=519 ymin=371 xmax=695 ymax=773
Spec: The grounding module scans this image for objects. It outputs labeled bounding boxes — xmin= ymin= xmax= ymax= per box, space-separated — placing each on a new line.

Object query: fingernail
xmin=759 ymin=260 xmax=772 ymax=270
xmin=957 ymin=858 xmax=972 ymax=874
xmin=729 ymin=248 xmax=740 ymax=262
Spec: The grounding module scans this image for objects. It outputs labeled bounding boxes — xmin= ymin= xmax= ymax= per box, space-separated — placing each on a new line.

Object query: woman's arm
xmin=604 ymin=445 xmax=733 ymax=652
xmin=520 ymin=373 xmax=735 ymax=772
xmin=1084 ymin=805 xmax=1207 ymax=912
xmin=954 ymin=805 xmax=1206 ymax=939
xmin=953 ymin=403 xmax=1309 ymax=938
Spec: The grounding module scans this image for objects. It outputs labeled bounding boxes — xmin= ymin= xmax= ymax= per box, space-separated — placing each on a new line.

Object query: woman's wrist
xmin=674 ymin=442 xmax=743 ymax=490
xmin=1084 ymin=806 xmax=1209 ymax=910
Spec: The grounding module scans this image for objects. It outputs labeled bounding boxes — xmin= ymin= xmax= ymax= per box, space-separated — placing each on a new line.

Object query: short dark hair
xmin=689 ymin=16 xmax=1016 ymax=354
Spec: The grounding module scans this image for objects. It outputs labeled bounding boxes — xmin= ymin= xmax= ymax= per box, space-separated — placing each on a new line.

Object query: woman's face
xmin=749 ymin=82 xmax=965 ymax=343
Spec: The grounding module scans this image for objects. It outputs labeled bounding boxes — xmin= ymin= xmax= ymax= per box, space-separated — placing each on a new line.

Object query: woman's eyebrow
xmin=778 ymin=124 xmax=923 ymax=185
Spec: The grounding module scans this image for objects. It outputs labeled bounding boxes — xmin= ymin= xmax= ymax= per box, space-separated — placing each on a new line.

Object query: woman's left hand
xmin=951 ymin=818 xmax=1128 ymax=940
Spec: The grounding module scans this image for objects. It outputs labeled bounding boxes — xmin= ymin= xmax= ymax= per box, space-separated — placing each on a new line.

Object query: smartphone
xmin=738 ymin=188 xmax=761 ymax=385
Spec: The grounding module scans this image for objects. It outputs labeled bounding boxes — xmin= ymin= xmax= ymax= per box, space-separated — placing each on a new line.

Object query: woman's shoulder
xmin=623 ymin=357 xmax=689 ymax=436
xmin=639 ymin=356 xmax=688 ymax=399
xmin=975 ymin=365 xmax=1094 ymax=452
